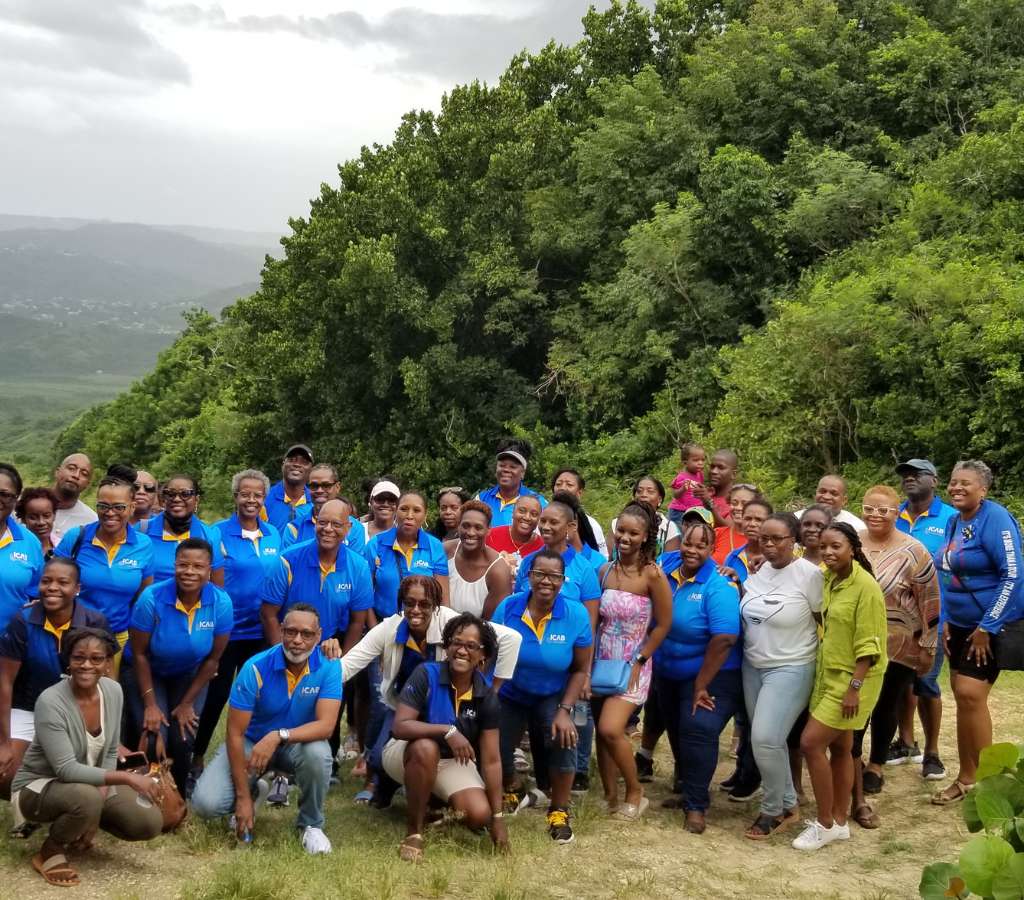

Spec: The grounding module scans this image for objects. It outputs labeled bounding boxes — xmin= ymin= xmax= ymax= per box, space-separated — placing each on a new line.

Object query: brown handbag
xmin=133 ymin=734 xmax=188 ymax=832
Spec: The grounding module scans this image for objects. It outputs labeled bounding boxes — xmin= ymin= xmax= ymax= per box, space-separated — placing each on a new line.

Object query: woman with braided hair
xmin=592 ymin=502 xmax=672 ymax=818
xmin=793 ymin=521 xmax=887 ymax=851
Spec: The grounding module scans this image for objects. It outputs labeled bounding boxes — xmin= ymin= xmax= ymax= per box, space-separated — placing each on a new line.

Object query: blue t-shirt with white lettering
xmin=214 ymin=515 xmax=283 ymax=641
xmin=0 ymin=519 xmax=44 ymax=631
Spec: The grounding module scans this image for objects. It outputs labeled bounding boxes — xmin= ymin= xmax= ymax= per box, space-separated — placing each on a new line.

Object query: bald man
xmin=51 ymin=453 xmax=98 ymax=544
xmin=797 ymin=474 xmax=866 ymax=530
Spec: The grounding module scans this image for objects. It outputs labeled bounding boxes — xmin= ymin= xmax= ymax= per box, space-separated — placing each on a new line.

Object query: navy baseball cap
xmin=895 ymin=458 xmax=938 ymax=477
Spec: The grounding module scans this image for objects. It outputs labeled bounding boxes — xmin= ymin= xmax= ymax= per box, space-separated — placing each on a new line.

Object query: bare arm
xmin=482 ymin=557 xmax=513 ymax=621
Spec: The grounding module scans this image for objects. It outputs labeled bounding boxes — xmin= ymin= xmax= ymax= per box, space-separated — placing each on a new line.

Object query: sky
xmin=0 ymin=1 xmax=637 ymax=233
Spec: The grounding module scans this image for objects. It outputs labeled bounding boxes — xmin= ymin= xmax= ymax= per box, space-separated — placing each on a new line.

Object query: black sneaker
xmin=862 ymin=769 xmax=884 ymax=794
xmin=922 ymin=753 xmax=947 ymax=781
xmin=885 ymin=740 xmax=923 ymax=766
xmin=571 ymin=772 xmax=590 ymax=794
xmin=635 ymin=752 xmax=654 ymax=783
xmin=267 ymin=774 xmax=290 ymax=806
xmin=719 ymin=769 xmax=739 ymax=791
xmin=727 ymin=781 xmax=762 ymax=802
xmin=547 ymin=807 xmax=574 ymax=844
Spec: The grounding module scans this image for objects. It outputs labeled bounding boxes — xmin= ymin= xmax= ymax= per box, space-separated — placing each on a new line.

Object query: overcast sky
xmin=0 ymin=1 xmax=639 ymax=233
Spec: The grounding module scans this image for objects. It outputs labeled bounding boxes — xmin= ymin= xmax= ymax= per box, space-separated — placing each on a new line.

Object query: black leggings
xmin=193 ymin=638 xmax=266 ymax=759
xmin=851 ymin=661 xmax=917 ymax=763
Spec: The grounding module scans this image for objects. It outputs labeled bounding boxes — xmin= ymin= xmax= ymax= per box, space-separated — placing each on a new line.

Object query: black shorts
xmin=946 ymin=623 xmax=1000 ymax=684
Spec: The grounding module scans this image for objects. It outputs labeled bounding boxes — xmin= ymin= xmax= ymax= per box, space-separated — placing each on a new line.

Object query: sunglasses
xmin=136 ymin=483 xmax=158 ymax=494
xmin=308 ymin=481 xmax=338 ymax=491
xmin=96 ymin=502 xmax=130 ymax=514
xmin=162 ymin=489 xmax=198 ymax=500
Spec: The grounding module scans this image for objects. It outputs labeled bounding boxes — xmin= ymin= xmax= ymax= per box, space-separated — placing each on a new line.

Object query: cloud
xmin=157 ymin=2 xmax=597 ymax=81
xmin=0 ymin=0 xmax=189 ymax=86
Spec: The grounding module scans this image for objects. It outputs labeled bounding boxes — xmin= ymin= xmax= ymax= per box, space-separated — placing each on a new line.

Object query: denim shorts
xmin=913 ymin=640 xmax=944 ymax=698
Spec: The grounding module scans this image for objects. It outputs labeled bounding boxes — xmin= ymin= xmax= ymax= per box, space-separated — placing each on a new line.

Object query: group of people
xmin=0 ymin=437 xmax=1019 ymax=884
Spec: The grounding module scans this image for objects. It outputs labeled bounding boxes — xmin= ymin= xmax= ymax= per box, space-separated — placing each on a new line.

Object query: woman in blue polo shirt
xmin=491 ymin=549 xmax=592 ymax=845
xmin=655 ymin=519 xmax=742 ymax=834
xmin=145 ymin=474 xmax=225 ymax=586
xmin=126 ymin=538 xmax=233 ymax=795
xmin=364 ymin=491 xmax=449 ymax=621
xmin=0 ymin=558 xmax=108 ymax=810
xmin=55 ymin=476 xmax=154 ymax=669
xmin=192 ymin=469 xmax=282 ymax=779
xmin=0 ymin=464 xmax=44 ymax=632
xmin=475 ymin=439 xmax=546 ymax=529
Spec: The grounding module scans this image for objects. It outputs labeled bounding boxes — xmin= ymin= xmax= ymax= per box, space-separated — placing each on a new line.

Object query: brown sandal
xmin=932 ymin=780 xmax=974 ymax=805
xmin=684 ymin=810 xmax=706 ymax=834
xmin=32 ymin=852 xmax=80 ymax=887
xmin=399 ymin=834 xmax=424 ymax=862
xmin=852 ymin=802 xmax=880 ymax=829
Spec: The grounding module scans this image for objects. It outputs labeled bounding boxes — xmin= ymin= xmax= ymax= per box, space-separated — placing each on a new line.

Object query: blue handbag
xmin=590 ymin=658 xmax=632 ymax=696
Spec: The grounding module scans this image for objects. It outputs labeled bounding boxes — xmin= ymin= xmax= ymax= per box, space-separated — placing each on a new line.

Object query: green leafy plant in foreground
xmin=920 ymin=743 xmax=1024 ymax=899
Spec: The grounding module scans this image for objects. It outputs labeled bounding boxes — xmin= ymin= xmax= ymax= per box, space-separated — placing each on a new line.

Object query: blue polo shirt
xmin=476 ymin=484 xmax=547 ymax=528
xmin=214 ymin=515 xmax=283 ymax=641
xmin=897 ymin=496 xmax=956 ymax=557
xmin=513 ymin=545 xmax=601 ymax=606
xmin=282 ymin=511 xmax=367 ymax=555
xmin=230 ymin=644 xmax=343 ymax=743
xmin=262 ymin=541 xmax=373 ymax=638
xmin=144 ymin=513 xmax=225 ymax=584
xmin=0 ymin=599 xmax=109 ymax=711
xmin=364 ymin=527 xmax=449 ymax=618
xmin=263 ymin=481 xmax=312 ymax=532
xmin=55 ymin=523 xmax=154 ymax=633
xmin=491 ymin=590 xmax=592 ymax=703
xmin=130 ymin=579 xmax=234 ymax=677
xmin=722 ymin=547 xmax=752 ymax=585
xmin=654 ymin=556 xmax=742 ymax=682
xmin=0 ymin=519 xmax=44 ymax=631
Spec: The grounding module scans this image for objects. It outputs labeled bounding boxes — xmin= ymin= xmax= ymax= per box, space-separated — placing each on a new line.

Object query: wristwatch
xmin=277 ymin=728 xmax=291 ymax=744
xmin=557 ymin=703 xmax=573 ymax=714
xmin=634 ymin=653 xmax=649 ymax=666
xmin=849 ymin=678 xmax=863 ymax=691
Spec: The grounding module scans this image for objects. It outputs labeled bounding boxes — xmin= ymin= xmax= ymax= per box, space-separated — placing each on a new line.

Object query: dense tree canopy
xmin=59 ymin=0 xmax=1024 ymax=510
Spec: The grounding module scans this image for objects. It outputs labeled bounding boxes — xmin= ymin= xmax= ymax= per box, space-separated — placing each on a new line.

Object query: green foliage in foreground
xmin=55 ymin=1 xmax=1024 ymax=507
xmin=920 ymin=743 xmax=1024 ymax=899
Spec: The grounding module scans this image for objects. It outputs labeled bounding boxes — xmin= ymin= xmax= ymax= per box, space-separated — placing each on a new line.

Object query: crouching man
xmin=191 ymin=603 xmax=340 ymax=854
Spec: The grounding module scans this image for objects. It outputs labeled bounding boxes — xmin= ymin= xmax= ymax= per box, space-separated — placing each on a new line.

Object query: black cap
xmin=284 ymin=443 xmax=313 ymax=462
xmin=895 ymin=458 xmax=937 ymax=477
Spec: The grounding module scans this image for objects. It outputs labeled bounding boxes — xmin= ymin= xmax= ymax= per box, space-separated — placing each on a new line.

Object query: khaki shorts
xmin=381 ymin=738 xmax=485 ymax=801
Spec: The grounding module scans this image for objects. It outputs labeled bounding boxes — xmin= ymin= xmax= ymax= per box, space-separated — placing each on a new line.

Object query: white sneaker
xmin=792 ymin=819 xmax=844 ymax=851
xmin=301 ymin=825 xmax=333 ymax=855
xmin=516 ymin=787 xmax=548 ymax=813
xmin=513 ymin=747 xmax=530 ymax=773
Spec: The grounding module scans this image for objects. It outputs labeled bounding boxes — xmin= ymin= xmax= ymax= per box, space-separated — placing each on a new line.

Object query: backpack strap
xmin=70 ymin=525 xmax=88 ymax=560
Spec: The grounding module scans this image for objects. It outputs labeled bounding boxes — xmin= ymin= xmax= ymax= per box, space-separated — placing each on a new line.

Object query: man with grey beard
xmin=191 ymin=603 xmax=341 ymax=855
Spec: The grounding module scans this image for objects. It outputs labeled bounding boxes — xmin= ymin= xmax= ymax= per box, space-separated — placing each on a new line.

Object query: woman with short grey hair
xmin=932 ymin=459 xmax=1023 ymax=805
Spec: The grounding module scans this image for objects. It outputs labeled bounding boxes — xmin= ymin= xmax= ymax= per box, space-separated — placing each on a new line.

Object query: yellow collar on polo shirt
xmin=286 ymin=662 xmax=311 ymax=697
xmin=92 ymin=533 xmax=126 ymax=565
xmin=521 ymin=608 xmax=551 ymax=641
xmin=44 ymin=617 xmax=72 ymax=648
xmin=175 ymin=597 xmax=202 ymax=633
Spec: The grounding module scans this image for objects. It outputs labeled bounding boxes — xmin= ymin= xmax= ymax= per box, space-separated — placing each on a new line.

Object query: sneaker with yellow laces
xmin=503 ymin=791 xmax=522 ymax=815
xmin=546 ymin=807 xmax=574 ymax=844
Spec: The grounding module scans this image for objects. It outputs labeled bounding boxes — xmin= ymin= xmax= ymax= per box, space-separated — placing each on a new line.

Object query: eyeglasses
xmin=162 ymin=489 xmax=198 ymax=500
xmin=308 ymin=481 xmax=338 ymax=491
xmin=402 ymin=598 xmax=434 ymax=611
xmin=69 ymin=653 xmax=109 ymax=667
xmin=0 ymin=490 xmax=17 ymax=503
xmin=282 ymin=626 xmax=319 ymax=641
xmin=528 ymin=571 xmax=565 ymax=584
xmin=235 ymin=492 xmax=264 ymax=502
xmin=733 ymin=483 xmax=759 ymax=492
xmin=316 ymin=520 xmax=347 ymax=531
xmin=136 ymin=484 xmax=158 ymax=494
xmin=760 ymin=534 xmax=793 ymax=545
xmin=96 ymin=502 xmax=129 ymax=514
xmin=448 ymin=638 xmax=482 ymax=653
xmin=862 ymin=505 xmax=897 ymax=516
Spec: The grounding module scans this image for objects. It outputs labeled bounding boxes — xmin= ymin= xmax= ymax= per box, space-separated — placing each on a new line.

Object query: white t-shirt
xmin=795 ymin=507 xmax=866 ymax=531
xmin=740 ymin=557 xmax=824 ymax=668
xmin=586 ymin=513 xmax=608 ymax=558
xmin=52 ymin=499 xmax=99 ymax=545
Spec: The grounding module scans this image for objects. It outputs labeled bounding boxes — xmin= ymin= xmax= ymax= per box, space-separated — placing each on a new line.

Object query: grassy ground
xmin=2 ymin=669 xmax=1020 ymax=899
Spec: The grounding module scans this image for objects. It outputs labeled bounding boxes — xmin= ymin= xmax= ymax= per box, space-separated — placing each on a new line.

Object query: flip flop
xmin=852 ymin=802 xmax=880 ymax=829
xmin=399 ymin=834 xmax=424 ymax=862
xmin=615 ymin=796 xmax=649 ymax=819
xmin=353 ymin=789 xmax=374 ymax=805
xmin=32 ymin=852 xmax=80 ymax=887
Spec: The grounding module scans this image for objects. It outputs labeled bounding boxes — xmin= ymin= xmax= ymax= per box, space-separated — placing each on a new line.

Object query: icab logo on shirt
xmin=334 ymin=582 xmax=352 ymax=592
xmin=926 ymin=526 xmax=945 ymax=536
xmin=196 ymin=620 xmax=215 ymax=630
xmin=688 ymin=592 xmax=704 ymax=602
xmin=117 ymin=558 xmax=141 ymax=569
xmin=412 ymin=560 xmax=431 ymax=570
xmin=300 ymin=685 xmax=320 ymax=696
xmin=548 ymin=633 xmax=566 ymax=643
xmin=264 ymin=547 xmax=278 ymax=556
xmin=462 ymin=708 xmax=476 ymax=719
xmin=9 ymin=552 xmax=27 ymax=563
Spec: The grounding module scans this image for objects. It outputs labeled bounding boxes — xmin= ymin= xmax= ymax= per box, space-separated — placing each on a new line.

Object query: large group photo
xmin=3 ymin=1 xmax=1024 ymax=898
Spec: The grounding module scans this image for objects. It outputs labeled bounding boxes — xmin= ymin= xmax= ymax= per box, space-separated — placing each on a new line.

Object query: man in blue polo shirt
xmin=261 ymin=500 xmax=372 ymax=654
xmin=476 ymin=439 xmax=547 ymax=528
xmin=263 ymin=444 xmax=314 ymax=531
xmin=282 ymin=463 xmax=367 ymax=554
xmin=890 ymin=458 xmax=957 ymax=778
xmin=191 ymin=603 xmax=341 ymax=854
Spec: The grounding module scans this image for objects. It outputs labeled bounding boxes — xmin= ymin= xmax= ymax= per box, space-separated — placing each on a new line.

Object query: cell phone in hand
xmin=118 ymin=752 xmax=148 ymax=770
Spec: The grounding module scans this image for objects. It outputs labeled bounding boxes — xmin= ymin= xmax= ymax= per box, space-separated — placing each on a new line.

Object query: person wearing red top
xmin=485 ymin=495 xmax=543 ymax=577
xmin=713 ymin=484 xmax=760 ymax=565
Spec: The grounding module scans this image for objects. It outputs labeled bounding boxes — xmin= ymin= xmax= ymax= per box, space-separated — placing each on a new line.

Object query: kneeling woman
xmin=794 ymin=522 xmax=887 ymax=851
xmin=385 ymin=613 xmax=509 ymax=861
xmin=12 ymin=628 xmax=163 ymax=887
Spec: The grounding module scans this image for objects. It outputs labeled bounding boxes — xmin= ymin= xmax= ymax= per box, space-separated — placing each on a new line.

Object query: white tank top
xmin=449 ymin=544 xmax=506 ymax=616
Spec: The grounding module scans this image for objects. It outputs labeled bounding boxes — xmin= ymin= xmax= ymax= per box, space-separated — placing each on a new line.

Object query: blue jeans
xmin=576 ymin=706 xmax=594 ymax=776
xmin=742 ymin=660 xmax=816 ymax=817
xmin=914 ymin=642 xmax=944 ymax=699
xmin=656 ymin=668 xmax=742 ymax=812
xmin=191 ymin=738 xmax=332 ymax=829
xmin=123 ymin=663 xmax=208 ymax=797
xmin=499 ymin=692 xmax=576 ymax=781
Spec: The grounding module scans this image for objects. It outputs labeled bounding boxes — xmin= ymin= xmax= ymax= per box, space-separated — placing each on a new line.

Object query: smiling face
xmin=22 ymin=496 xmax=56 ymax=544
xmin=234 ymin=477 xmax=266 ymax=521
xmin=799 ymin=508 xmax=831 ymax=550
xmin=67 ymin=636 xmax=110 ymax=691
xmin=948 ymin=467 xmax=988 ymax=515
xmin=680 ymin=525 xmax=712 ymax=574
xmin=161 ymin=477 xmax=198 ymax=523
xmin=39 ymin=560 xmax=79 ymax=615
xmin=526 ymin=555 xmax=565 ymax=604
xmin=457 ymin=508 xmax=489 ymax=551
xmin=282 ymin=452 xmax=312 ymax=487
xmin=369 ymin=492 xmax=398 ymax=526
xmin=511 ymin=495 xmax=542 ymax=539
xmin=281 ymin=609 xmax=321 ymax=664
xmin=174 ymin=546 xmax=212 ymax=595
xmin=96 ymin=482 xmax=134 ymax=538
xmin=728 ymin=487 xmax=756 ymax=521
xmin=438 ymin=492 xmax=464 ymax=532
xmin=633 ymin=478 xmax=664 ymax=510
xmin=315 ymin=499 xmax=351 ymax=552
xmin=819 ymin=528 xmax=854 ymax=574
xmin=307 ymin=466 xmax=340 ymax=514
xmin=446 ymin=623 xmax=486 ymax=675
xmin=401 ymin=581 xmax=435 ymax=633
xmin=54 ymin=454 xmax=92 ymax=500
xmin=814 ymin=476 xmax=847 ymax=513
xmin=862 ymin=489 xmax=898 ymax=538
xmin=614 ymin=512 xmax=648 ymax=560
xmin=538 ymin=504 xmax=571 ymax=549
xmin=495 ymin=455 xmax=525 ymax=491
xmin=0 ymin=473 xmax=17 ymax=523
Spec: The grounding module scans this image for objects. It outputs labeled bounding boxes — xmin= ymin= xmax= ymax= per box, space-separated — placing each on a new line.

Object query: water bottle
xmin=572 ymin=701 xmax=589 ymax=727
